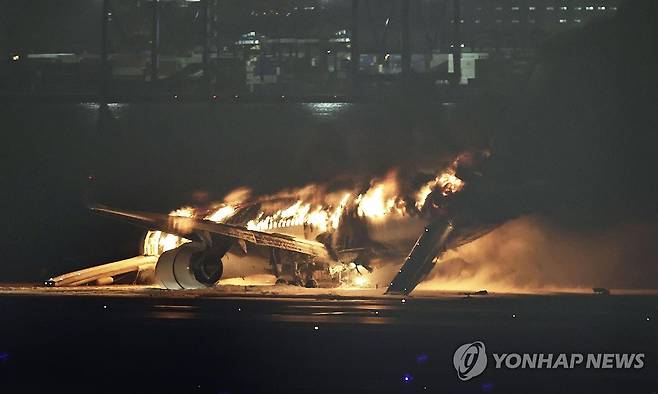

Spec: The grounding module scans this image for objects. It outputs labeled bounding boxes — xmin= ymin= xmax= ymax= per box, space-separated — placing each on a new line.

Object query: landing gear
xmin=274 ymin=276 xmax=307 ymax=287
xmin=304 ymin=278 xmax=319 ymax=288
xmin=270 ymin=255 xmax=328 ymax=289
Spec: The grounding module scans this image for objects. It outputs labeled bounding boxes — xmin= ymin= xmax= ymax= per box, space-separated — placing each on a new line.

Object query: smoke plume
xmin=420 ymin=216 xmax=658 ymax=293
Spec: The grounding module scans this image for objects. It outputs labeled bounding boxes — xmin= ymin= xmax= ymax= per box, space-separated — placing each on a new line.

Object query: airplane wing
xmin=90 ymin=205 xmax=332 ymax=260
xmin=46 ymin=255 xmax=157 ymax=287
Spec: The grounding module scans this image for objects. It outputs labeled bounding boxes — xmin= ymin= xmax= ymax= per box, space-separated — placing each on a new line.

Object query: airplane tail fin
xmin=385 ymin=220 xmax=454 ymax=295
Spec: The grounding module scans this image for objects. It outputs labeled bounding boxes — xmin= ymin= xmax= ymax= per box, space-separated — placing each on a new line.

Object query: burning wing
xmin=90 ymin=205 xmax=333 ymax=260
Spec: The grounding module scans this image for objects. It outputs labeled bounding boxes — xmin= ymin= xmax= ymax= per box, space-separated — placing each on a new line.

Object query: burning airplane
xmin=48 ymin=150 xmax=519 ymax=295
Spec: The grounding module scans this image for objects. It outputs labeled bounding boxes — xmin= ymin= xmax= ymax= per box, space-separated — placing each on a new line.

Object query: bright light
xmin=353 ymin=276 xmax=369 ymax=287
xmin=11 ymin=54 xmax=19 ymax=61
xmin=205 ymin=205 xmax=236 ymax=223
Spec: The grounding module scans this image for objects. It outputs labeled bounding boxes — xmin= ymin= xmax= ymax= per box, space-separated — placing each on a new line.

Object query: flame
xmin=329 ymin=193 xmax=351 ymax=229
xmin=437 ymin=169 xmax=465 ymax=196
xmin=143 ymin=155 xmax=468 ymax=256
xmin=146 ymin=199 xmax=240 ymax=257
xmin=223 ymin=187 xmax=251 ymax=205
xmin=247 ymin=200 xmax=331 ymax=232
xmin=352 ymin=275 xmax=370 ymax=287
xmin=415 ymin=162 xmax=465 ymax=209
xmin=355 ymin=171 xmax=403 ymax=219
xmin=205 ymin=205 xmax=236 ymax=223
xmin=169 ymin=207 xmax=195 ymax=218
xmin=143 ymin=230 xmax=190 ymax=256
xmin=356 ymin=185 xmax=395 ymax=218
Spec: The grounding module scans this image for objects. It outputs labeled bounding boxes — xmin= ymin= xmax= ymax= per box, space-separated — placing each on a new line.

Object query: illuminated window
xmin=597 ymin=6 xmax=606 ymax=10
xmin=529 ymin=6 xmax=536 ymax=10
xmin=512 ymin=19 xmax=519 ymax=23
xmin=511 ymin=6 xmax=520 ymax=10
xmin=560 ymin=6 xmax=568 ymax=10
xmin=546 ymin=6 xmax=554 ymax=10
xmin=574 ymin=18 xmax=582 ymax=22
xmin=610 ymin=6 xmax=617 ymax=10
xmin=586 ymin=6 xmax=594 ymax=10
xmin=559 ymin=18 xmax=567 ymax=23
xmin=574 ymin=6 xmax=582 ymax=10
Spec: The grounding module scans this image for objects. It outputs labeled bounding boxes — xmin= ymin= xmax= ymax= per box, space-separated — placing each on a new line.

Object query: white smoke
xmin=419 ymin=215 xmax=658 ymax=293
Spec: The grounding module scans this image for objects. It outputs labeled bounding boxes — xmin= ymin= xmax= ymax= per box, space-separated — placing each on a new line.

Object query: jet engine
xmin=155 ymin=242 xmax=223 ymax=289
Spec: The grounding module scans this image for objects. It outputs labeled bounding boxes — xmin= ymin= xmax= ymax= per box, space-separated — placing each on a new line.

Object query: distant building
xmin=446 ymin=0 xmax=621 ymax=50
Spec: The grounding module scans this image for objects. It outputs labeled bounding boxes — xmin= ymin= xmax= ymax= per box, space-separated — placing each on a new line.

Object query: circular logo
xmin=453 ymin=341 xmax=488 ymax=381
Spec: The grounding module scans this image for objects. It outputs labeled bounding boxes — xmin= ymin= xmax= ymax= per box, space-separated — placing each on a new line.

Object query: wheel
xmin=304 ymin=279 xmax=319 ymax=288
xmin=275 ymin=278 xmax=288 ymax=285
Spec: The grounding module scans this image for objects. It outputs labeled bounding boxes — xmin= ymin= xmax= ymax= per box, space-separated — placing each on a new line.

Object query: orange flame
xmin=144 ymin=157 xmax=467 ymax=256
xmin=143 ymin=230 xmax=190 ymax=256
xmin=356 ymin=171 xmax=402 ymax=220
xmin=415 ymin=161 xmax=465 ymax=209
xmin=205 ymin=205 xmax=236 ymax=222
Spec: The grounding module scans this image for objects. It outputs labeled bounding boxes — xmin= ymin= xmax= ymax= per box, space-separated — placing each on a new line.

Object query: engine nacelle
xmin=155 ymin=242 xmax=223 ymax=289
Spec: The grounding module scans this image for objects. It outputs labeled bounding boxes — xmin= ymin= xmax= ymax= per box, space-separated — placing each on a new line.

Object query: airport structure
xmin=1 ymin=0 xmax=622 ymax=97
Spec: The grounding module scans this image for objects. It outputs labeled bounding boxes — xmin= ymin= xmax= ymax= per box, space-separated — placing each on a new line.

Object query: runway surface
xmin=0 ymin=285 xmax=656 ymax=393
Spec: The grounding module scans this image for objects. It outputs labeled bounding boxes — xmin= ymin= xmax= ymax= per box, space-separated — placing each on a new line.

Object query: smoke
xmin=416 ymin=1 xmax=658 ymax=294
xmin=419 ymin=215 xmax=658 ymax=293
